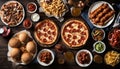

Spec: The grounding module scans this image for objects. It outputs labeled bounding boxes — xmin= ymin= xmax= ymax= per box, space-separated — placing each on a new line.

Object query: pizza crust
xmin=34 ymin=19 xmax=58 ymax=46
xmin=61 ymin=19 xmax=89 ymax=48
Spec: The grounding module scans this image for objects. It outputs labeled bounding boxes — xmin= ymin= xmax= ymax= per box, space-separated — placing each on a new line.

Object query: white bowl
xmin=75 ymin=49 xmax=93 ymax=67
xmin=31 ymin=13 xmax=40 ymax=22
xmin=0 ymin=1 xmax=25 ymax=27
xmin=93 ymin=41 xmax=106 ymax=53
xmin=88 ymin=1 xmax=115 ymax=28
xmin=37 ymin=49 xmax=55 ymax=66
xmin=91 ymin=28 xmax=105 ymax=41
xmin=27 ymin=2 xmax=37 ymax=13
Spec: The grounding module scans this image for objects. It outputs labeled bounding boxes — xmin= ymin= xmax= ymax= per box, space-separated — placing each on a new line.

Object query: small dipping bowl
xmin=23 ymin=19 xmax=32 ymax=29
xmin=27 ymin=2 xmax=37 ymax=13
xmin=91 ymin=28 xmax=105 ymax=41
xmin=93 ymin=41 xmax=106 ymax=53
xmin=31 ymin=13 xmax=40 ymax=22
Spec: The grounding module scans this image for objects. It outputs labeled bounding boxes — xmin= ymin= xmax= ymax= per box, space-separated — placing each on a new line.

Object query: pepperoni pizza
xmin=61 ymin=19 xmax=89 ymax=48
xmin=34 ymin=19 xmax=58 ymax=46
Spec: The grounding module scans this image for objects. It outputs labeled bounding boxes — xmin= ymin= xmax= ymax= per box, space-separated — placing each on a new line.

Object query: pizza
xmin=1 ymin=1 xmax=25 ymax=27
xmin=61 ymin=19 xmax=89 ymax=48
xmin=34 ymin=19 xmax=58 ymax=46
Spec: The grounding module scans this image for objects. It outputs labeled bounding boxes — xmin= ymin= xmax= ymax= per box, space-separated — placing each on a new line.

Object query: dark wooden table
xmin=0 ymin=0 xmax=120 ymax=69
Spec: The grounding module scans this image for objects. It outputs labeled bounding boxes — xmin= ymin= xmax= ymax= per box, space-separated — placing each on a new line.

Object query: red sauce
xmin=23 ymin=19 xmax=32 ymax=28
xmin=28 ymin=3 xmax=36 ymax=12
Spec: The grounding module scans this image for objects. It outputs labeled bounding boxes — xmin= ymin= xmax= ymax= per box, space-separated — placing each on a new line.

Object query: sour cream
xmin=31 ymin=13 xmax=40 ymax=22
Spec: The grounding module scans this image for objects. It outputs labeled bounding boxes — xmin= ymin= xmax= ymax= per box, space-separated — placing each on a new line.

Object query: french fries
xmin=40 ymin=0 xmax=67 ymax=17
xmin=104 ymin=51 xmax=120 ymax=67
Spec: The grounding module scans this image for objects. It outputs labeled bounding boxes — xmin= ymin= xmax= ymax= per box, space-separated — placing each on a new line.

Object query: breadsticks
xmin=89 ymin=3 xmax=115 ymax=26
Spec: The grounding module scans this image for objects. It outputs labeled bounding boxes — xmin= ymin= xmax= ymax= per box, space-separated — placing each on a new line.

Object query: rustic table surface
xmin=0 ymin=0 xmax=120 ymax=69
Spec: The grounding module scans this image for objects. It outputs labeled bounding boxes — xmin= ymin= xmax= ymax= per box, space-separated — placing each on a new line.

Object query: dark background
xmin=0 ymin=0 xmax=120 ymax=69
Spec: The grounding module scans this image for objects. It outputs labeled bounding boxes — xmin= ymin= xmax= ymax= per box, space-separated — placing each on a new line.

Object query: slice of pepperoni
xmin=81 ymin=36 xmax=85 ymax=40
xmin=50 ymin=26 xmax=55 ymax=30
xmin=43 ymin=28 xmax=47 ymax=32
xmin=72 ymin=29 xmax=76 ymax=32
xmin=68 ymin=34 xmax=72 ymax=38
xmin=48 ymin=31 xmax=51 ymax=34
xmin=65 ymin=38 xmax=71 ymax=43
xmin=81 ymin=31 xmax=86 ymax=35
xmin=69 ymin=29 xmax=73 ymax=33
xmin=47 ymin=22 xmax=52 ymax=27
xmin=52 ymin=31 xmax=56 ymax=36
xmin=37 ymin=32 xmax=43 ymax=37
xmin=73 ymin=35 xmax=77 ymax=39
xmin=78 ymin=39 xmax=82 ymax=43
xmin=78 ymin=24 xmax=82 ymax=28
xmin=44 ymin=33 xmax=48 ymax=37
xmin=48 ymin=36 xmax=53 ymax=40
xmin=42 ymin=23 xmax=47 ymax=27
xmin=71 ymin=41 xmax=76 ymax=45
xmin=43 ymin=38 xmax=47 ymax=42
xmin=76 ymin=29 xmax=80 ymax=32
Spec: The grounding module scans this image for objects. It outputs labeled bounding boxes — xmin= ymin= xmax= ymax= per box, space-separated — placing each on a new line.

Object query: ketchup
xmin=23 ymin=19 xmax=32 ymax=29
xmin=28 ymin=3 xmax=36 ymax=12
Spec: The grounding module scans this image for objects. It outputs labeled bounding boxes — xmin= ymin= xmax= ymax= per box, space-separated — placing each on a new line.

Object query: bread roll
xmin=9 ymin=48 xmax=21 ymax=62
xmin=26 ymin=41 xmax=36 ymax=54
xmin=21 ymin=53 xmax=33 ymax=64
xmin=8 ymin=37 xmax=21 ymax=48
xmin=19 ymin=32 xmax=29 ymax=43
